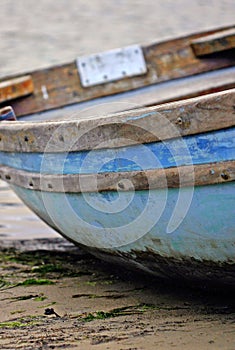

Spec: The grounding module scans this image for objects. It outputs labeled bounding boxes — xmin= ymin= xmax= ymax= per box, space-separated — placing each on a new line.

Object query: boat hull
xmin=0 ymin=87 xmax=234 ymax=286
xmin=10 ymin=181 xmax=235 ymax=286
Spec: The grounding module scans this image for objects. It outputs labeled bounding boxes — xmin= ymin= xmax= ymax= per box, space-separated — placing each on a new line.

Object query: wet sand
xmin=0 ymin=240 xmax=235 ymax=350
xmin=0 ymin=1 xmax=235 ymax=349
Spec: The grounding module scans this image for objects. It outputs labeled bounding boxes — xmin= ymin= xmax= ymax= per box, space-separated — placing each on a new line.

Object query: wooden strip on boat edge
xmin=0 ymin=160 xmax=234 ymax=193
xmin=0 ymin=88 xmax=234 ymax=152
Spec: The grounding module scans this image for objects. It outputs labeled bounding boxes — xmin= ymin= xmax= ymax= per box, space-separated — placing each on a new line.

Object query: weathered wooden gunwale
xmin=0 ymin=160 xmax=234 ymax=193
xmin=0 ymin=26 xmax=234 ymax=117
xmin=0 ymin=88 xmax=234 ymax=153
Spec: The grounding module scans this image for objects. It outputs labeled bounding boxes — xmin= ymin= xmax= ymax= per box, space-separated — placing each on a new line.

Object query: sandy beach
xmin=0 ymin=1 xmax=235 ymax=349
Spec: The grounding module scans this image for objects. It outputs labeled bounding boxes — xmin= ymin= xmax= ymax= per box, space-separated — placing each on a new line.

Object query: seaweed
xmin=10 ymin=294 xmax=41 ymax=301
xmin=81 ymin=303 xmax=157 ymax=322
xmin=17 ymin=279 xmax=54 ymax=287
xmin=0 ymin=278 xmax=11 ymax=289
xmin=0 ymin=316 xmax=42 ymax=329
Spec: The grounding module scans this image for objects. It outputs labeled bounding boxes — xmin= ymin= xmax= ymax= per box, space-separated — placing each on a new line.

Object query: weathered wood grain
xmin=191 ymin=28 xmax=235 ymax=56
xmin=0 ymin=26 xmax=234 ymax=117
xmin=0 ymin=75 xmax=33 ymax=104
xmin=0 ymin=160 xmax=234 ymax=193
xmin=0 ymin=88 xmax=234 ymax=153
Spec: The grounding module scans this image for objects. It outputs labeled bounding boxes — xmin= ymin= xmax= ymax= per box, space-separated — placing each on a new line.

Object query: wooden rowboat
xmin=0 ymin=27 xmax=235 ymax=286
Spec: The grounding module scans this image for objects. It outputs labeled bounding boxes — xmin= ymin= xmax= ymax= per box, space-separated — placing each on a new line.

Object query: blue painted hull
xmin=9 ymin=181 xmax=235 ymax=285
xmin=0 ymin=124 xmax=235 ymax=285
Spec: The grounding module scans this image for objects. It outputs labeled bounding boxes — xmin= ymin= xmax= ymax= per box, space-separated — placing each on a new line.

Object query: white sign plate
xmin=77 ymin=45 xmax=147 ymax=87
